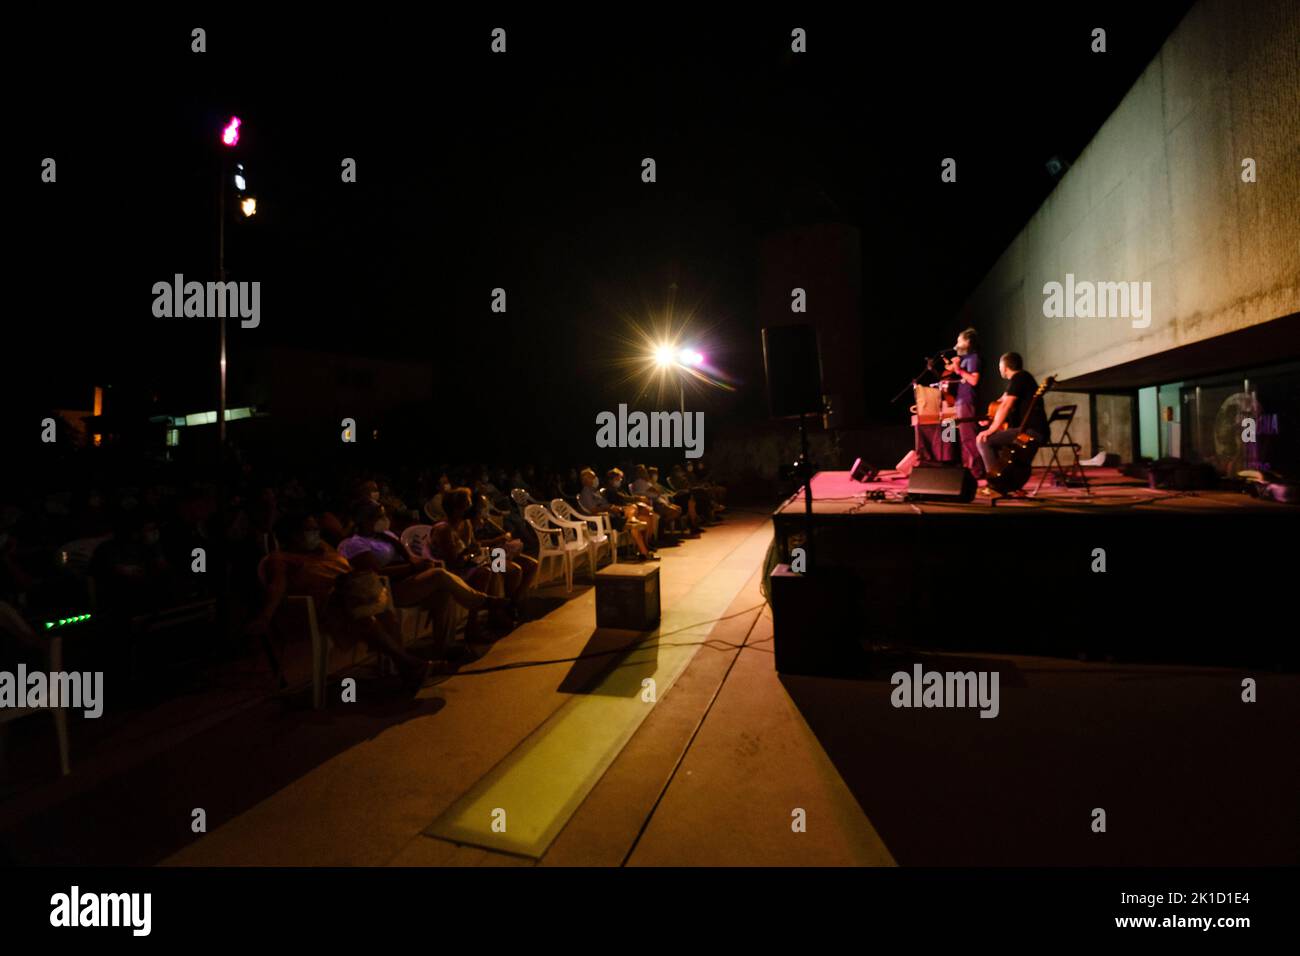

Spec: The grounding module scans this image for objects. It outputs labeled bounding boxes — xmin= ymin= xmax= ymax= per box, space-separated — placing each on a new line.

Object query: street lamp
xmin=220 ymin=116 xmax=241 ymax=147
xmin=651 ymin=342 xmax=702 ymax=414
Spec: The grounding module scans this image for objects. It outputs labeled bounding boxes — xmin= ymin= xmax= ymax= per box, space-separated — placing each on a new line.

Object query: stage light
xmin=234 ymin=173 xmax=246 ymax=191
xmin=678 ymin=348 xmax=703 ymax=367
xmin=221 ymin=116 xmax=241 ymax=147
xmin=654 ymin=344 xmax=674 ymax=367
xmin=240 ymin=197 xmax=257 ymax=217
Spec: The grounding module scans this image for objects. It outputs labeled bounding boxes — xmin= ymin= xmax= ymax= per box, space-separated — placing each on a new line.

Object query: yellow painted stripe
xmin=424 ymin=528 xmax=773 ymax=858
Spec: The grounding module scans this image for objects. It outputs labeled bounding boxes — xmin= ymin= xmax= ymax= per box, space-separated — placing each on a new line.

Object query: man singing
xmin=943 ymin=327 xmax=984 ymax=478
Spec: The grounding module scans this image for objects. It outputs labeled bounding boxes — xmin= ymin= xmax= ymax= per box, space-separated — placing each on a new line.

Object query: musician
xmin=976 ymin=351 xmax=1050 ymax=485
xmin=942 ymin=327 xmax=985 ymax=478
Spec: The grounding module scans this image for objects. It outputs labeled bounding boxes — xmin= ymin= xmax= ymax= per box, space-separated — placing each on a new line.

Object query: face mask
xmin=302 ymin=530 xmax=322 ymax=550
xmin=373 ymin=517 xmax=391 ymax=534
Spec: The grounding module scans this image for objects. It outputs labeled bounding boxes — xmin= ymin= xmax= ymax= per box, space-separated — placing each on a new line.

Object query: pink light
xmin=678 ymin=348 xmax=704 ymax=367
xmin=221 ymin=116 xmax=241 ymax=147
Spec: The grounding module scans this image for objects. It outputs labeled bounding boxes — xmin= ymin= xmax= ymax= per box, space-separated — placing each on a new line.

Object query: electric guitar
xmin=986 ymin=375 xmax=1056 ymax=495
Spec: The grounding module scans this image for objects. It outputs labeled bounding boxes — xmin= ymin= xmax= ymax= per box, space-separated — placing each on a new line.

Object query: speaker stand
xmin=798 ymin=410 xmax=814 ymax=571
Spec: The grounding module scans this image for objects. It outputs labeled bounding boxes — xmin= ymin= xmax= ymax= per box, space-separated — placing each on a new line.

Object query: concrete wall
xmin=959 ymin=0 xmax=1300 ymax=459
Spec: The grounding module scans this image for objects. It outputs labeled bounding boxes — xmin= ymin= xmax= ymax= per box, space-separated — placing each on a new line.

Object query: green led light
xmin=45 ymin=622 xmax=54 ymax=629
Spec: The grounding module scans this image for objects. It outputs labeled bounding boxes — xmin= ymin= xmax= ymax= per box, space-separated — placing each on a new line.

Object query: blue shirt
xmin=956 ymin=352 xmax=981 ymax=409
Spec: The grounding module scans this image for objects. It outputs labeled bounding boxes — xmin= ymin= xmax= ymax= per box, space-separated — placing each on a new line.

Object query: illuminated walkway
xmin=163 ymin=513 xmax=895 ymax=867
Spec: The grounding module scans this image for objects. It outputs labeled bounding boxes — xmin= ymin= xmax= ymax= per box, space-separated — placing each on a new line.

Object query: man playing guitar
xmin=976 ymin=351 xmax=1051 ymax=495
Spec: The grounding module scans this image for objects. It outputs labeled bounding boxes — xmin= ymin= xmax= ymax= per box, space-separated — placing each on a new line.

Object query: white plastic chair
xmin=0 ymin=602 xmax=70 ymax=776
xmin=551 ymin=499 xmax=616 ymax=567
xmin=545 ymin=507 xmax=599 ymax=581
xmin=511 ymin=488 xmax=543 ymax=512
xmin=523 ymin=504 xmax=589 ymax=591
xmin=256 ymin=556 xmax=384 ymax=709
xmin=394 ymin=524 xmax=438 ymax=645
xmin=400 ymin=523 xmax=434 ymax=555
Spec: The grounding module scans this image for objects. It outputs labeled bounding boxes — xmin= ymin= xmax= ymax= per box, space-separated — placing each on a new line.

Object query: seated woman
xmin=338 ymin=500 xmax=511 ymax=632
xmin=423 ymin=473 xmax=452 ymax=524
xmin=433 ymin=488 xmax=532 ymax=616
xmin=246 ymin=513 xmax=432 ymax=689
xmin=689 ymin=460 xmax=727 ymax=513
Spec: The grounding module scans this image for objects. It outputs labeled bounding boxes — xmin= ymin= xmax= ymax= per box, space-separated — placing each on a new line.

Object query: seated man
xmin=690 ymin=460 xmax=727 ymax=512
xmin=668 ymin=464 xmax=715 ymax=523
xmin=976 ymin=351 xmax=1051 ymax=496
xmin=603 ymin=468 xmax=658 ymax=545
xmin=630 ymin=464 xmax=683 ymax=537
xmin=577 ymin=468 xmax=656 ymax=561
xmin=647 ymin=465 xmax=700 ymax=535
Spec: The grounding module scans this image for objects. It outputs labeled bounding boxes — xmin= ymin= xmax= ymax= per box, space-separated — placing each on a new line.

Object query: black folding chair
xmin=1033 ymin=404 xmax=1091 ymax=494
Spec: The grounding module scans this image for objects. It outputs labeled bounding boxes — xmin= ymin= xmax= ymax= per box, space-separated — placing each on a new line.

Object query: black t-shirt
xmin=1004 ymin=370 xmax=1049 ymax=438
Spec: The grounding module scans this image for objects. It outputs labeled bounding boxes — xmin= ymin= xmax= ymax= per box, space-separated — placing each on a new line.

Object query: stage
xmin=768 ymin=468 xmax=1299 ymax=673
xmin=773 ymin=467 xmax=1291 ymax=518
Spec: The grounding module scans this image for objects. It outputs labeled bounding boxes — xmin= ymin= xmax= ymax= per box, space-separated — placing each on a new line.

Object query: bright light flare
xmin=240 ymin=197 xmax=257 ymax=217
xmin=653 ymin=344 xmax=675 ymax=367
xmin=221 ymin=116 xmax=241 ymax=147
xmin=678 ymin=348 xmax=704 ymax=367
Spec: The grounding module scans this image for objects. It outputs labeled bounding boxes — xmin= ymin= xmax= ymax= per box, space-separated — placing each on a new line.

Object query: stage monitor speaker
xmin=907 ymin=465 xmax=976 ymax=502
xmin=850 ymin=457 xmax=878 ymax=483
xmin=761 ymin=325 xmax=823 ymax=419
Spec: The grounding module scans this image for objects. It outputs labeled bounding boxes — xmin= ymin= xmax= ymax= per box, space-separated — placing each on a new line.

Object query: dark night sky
xmin=12 ymin=5 xmax=1193 ymax=458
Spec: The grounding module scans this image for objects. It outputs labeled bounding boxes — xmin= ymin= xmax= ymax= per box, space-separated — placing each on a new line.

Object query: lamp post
xmin=214 ymin=115 xmax=242 ymax=645
xmin=217 ymin=116 xmax=241 ymax=449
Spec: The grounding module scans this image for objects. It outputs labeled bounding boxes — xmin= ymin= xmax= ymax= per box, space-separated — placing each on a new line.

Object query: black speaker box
xmin=769 ymin=564 xmax=872 ymax=678
xmin=761 ymin=325 xmax=824 ymax=419
xmin=906 ymin=465 xmax=976 ymax=502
